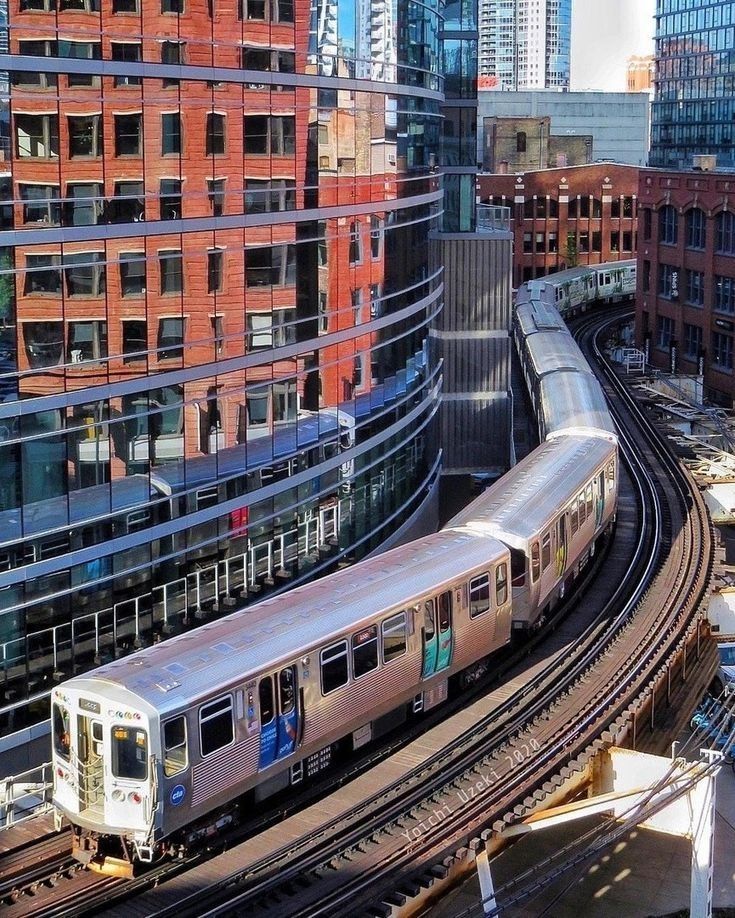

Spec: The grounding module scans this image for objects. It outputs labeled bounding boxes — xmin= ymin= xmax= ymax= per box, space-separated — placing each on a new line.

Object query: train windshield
xmin=52 ymin=703 xmax=70 ymax=760
xmin=111 ymin=725 xmax=148 ymax=780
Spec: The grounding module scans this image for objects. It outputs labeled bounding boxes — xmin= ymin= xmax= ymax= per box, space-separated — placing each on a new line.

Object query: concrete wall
xmin=478 ymin=90 xmax=650 ymax=168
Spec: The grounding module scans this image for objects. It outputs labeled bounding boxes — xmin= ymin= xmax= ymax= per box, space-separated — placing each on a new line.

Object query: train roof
xmin=539 ymin=372 xmax=616 ymax=441
xmin=67 ymin=528 xmax=509 ymax=714
xmin=523 ymin=331 xmax=592 ymax=378
xmin=515 ymin=301 xmax=566 ymax=337
xmin=446 ymin=436 xmax=615 ymax=547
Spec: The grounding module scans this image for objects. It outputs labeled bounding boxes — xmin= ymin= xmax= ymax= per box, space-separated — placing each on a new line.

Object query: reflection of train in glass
xmin=0 ymin=410 xmax=355 ymax=659
xmin=51 ymin=262 xmax=620 ymax=875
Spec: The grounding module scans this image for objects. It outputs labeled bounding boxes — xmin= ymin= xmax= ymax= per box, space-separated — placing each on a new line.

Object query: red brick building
xmin=479 ymin=164 xmax=640 ymax=289
xmin=636 ymin=168 xmax=735 ymax=405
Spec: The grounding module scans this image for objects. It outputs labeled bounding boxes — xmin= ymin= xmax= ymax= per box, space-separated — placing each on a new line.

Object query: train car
xmin=538 ymin=372 xmax=617 ymax=442
xmin=594 ymin=261 xmax=637 ymax=302
xmin=446 ymin=436 xmax=617 ymax=631
xmin=517 ymin=331 xmax=594 ymax=415
xmin=52 ymin=527 xmax=512 ymax=872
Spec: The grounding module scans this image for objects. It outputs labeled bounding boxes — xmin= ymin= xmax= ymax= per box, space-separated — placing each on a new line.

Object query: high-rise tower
xmin=478 ymin=0 xmax=571 ymax=90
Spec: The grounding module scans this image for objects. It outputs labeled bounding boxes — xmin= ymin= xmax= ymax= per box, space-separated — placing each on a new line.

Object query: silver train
xmin=50 ymin=262 xmax=629 ymax=874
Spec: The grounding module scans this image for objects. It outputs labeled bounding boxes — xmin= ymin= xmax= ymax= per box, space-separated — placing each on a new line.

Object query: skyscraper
xmin=0 ymin=0 xmax=445 ymax=749
xmin=650 ymin=0 xmax=735 ymax=168
xmin=478 ymin=0 xmax=571 ymax=90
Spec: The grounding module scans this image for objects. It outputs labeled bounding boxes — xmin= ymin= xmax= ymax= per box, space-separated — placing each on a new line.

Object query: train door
xmin=258 ymin=667 xmax=300 ymax=769
xmin=421 ymin=599 xmax=438 ymax=678
xmin=556 ymin=514 xmax=568 ymax=577
xmin=595 ymin=470 xmax=605 ymax=526
xmin=76 ymin=715 xmax=104 ymax=814
xmin=436 ymin=592 xmax=453 ymax=670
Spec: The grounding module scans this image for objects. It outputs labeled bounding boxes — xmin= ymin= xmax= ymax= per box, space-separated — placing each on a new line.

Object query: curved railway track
xmin=2 ymin=305 xmax=715 ymax=918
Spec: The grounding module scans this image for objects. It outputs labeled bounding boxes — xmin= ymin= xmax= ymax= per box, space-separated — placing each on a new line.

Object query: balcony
xmin=476 ymin=203 xmax=511 ymax=234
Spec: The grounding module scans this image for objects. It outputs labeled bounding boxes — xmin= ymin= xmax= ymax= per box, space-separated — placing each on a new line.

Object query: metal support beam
xmin=477 ymin=847 xmax=497 ymax=916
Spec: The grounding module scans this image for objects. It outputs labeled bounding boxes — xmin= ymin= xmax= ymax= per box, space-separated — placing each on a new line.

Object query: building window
xmin=112 ymin=180 xmax=144 ymax=222
xmin=658 ymin=264 xmax=679 ymax=299
xmin=112 ymin=0 xmax=138 ymax=11
xmin=161 ymin=0 xmax=183 ymax=11
xmin=642 ymin=260 xmax=651 ymax=292
xmin=245 ymin=245 xmax=295 ymax=287
xmin=643 ymin=208 xmax=652 ymax=240
xmin=683 ymin=323 xmax=702 ymax=360
xmin=68 ymin=115 xmax=103 ymax=158
xmin=246 ymin=313 xmax=272 ymax=350
xmin=111 ymin=42 xmax=142 ymax=86
xmin=161 ymin=113 xmax=182 ymax=155
xmin=19 ymin=184 xmax=60 ymax=225
xmin=13 ymin=41 xmax=57 ymax=89
xmin=243 ymin=115 xmax=295 ymax=155
xmin=208 ymin=179 xmax=225 ymax=216
xmin=59 ymin=0 xmax=99 ymax=8
xmin=686 ymin=208 xmax=706 ymax=249
xmin=114 ymin=114 xmax=142 ymax=156
xmin=19 ymin=0 xmax=55 ymax=9
xmin=241 ymin=46 xmax=295 ymax=74
xmin=64 ymin=252 xmax=105 ymax=296
xmin=349 ymin=221 xmax=361 ymax=264
xmin=244 ymin=179 xmax=296 ymax=213
xmin=207 ymin=250 xmax=224 ymax=293
xmin=659 ymin=205 xmax=678 ymax=245
xmin=157 ymin=317 xmax=185 ymax=359
xmin=210 ymin=316 xmax=224 ymax=354
xmin=370 ymin=215 xmax=382 ymax=259
xmin=657 ymin=314 xmax=674 ymax=350
xmin=120 ymin=253 xmax=146 ymax=296
xmin=15 ymin=114 xmax=59 ymax=159
xmin=23 ymin=321 xmax=63 ymax=367
xmin=59 ymin=40 xmax=101 ymax=87
xmin=351 ymin=288 xmax=363 ymax=324
xmin=160 ymin=251 xmax=183 ymax=294
xmin=713 ymin=332 xmax=734 ymax=370
xmin=516 ymin=131 xmax=527 ymax=153
xmin=66 ymin=183 xmax=103 ymax=226
xmin=159 ymin=179 xmax=182 ymax=220
xmin=122 ymin=319 xmax=147 ymax=361
xmin=24 ymin=254 xmax=62 ymax=295
xmin=68 ymin=321 xmax=107 ymax=363
xmin=716 ymin=211 xmax=735 ymax=255
xmin=206 ymin=113 xmax=226 ymax=155
xmin=160 ymin=40 xmax=184 ymax=87
xmin=685 ymin=269 xmax=705 ymax=306
xmin=715 ymin=276 xmax=735 ymax=315
xmin=239 ymin=0 xmax=293 ymax=21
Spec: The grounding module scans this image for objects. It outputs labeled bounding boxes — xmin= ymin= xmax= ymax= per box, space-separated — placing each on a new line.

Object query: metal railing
xmin=0 ymin=761 xmax=54 ymax=830
xmin=476 ymin=203 xmax=511 ymax=234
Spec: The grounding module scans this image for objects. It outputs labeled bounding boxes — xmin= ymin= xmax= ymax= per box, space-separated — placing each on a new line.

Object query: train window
xmin=495 ymin=563 xmax=508 ymax=605
xmin=541 ymin=533 xmax=551 ymax=570
xmin=438 ymin=593 xmax=451 ymax=633
xmin=424 ymin=601 xmax=436 ymax=640
xmin=279 ymin=667 xmax=296 ymax=715
xmin=111 ymin=725 xmax=148 ymax=780
xmin=510 ymin=549 xmax=526 ymax=587
xmin=382 ymin=612 xmax=407 ymax=663
xmin=163 ymin=716 xmax=188 ymax=776
xmin=352 ymin=625 xmax=378 ymax=679
xmin=321 ymin=642 xmax=349 ymax=694
xmin=578 ymin=492 xmax=586 ymax=525
xmin=586 ymin=484 xmax=593 ymax=517
xmin=52 ymin=703 xmax=70 ymax=760
xmin=571 ymin=500 xmax=579 ymax=535
xmin=197 ymin=486 xmax=219 ymax=510
xmin=199 ymin=695 xmax=234 ymax=757
xmin=469 ymin=574 xmax=490 ymax=618
xmin=259 ymin=677 xmax=275 ymax=724
xmin=531 ymin=543 xmax=540 ymax=583
xmin=127 ymin=509 xmax=152 ymax=533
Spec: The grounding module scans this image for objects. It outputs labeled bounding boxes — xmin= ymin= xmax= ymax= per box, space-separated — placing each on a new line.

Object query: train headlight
xmin=128 ymin=791 xmax=143 ymax=804
xmin=112 ymin=789 xmax=125 ymax=802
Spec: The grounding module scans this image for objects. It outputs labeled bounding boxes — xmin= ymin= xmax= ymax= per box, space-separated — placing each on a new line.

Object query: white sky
xmin=570 ymin=0 xmax=656 ymax=92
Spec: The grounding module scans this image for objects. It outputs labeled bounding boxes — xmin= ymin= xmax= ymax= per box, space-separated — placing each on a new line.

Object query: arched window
xmin=659 ymin=205 xmax=678 ymax=245
xmin=516 ymin=131 xmax=527 ymax=153
xmin=685 ymin=208 xmax=706 ymax=249
xmin=716 ymin=211 xmax=735 ymax=254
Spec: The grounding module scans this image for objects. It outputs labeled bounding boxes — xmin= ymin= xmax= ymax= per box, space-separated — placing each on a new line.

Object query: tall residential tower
xmin=478 ymin=0 xmax=571 ymax=90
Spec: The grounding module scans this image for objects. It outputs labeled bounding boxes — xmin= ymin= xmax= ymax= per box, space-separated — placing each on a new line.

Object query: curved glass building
xmin=0 ymin=0 xmax=443 ymax=741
